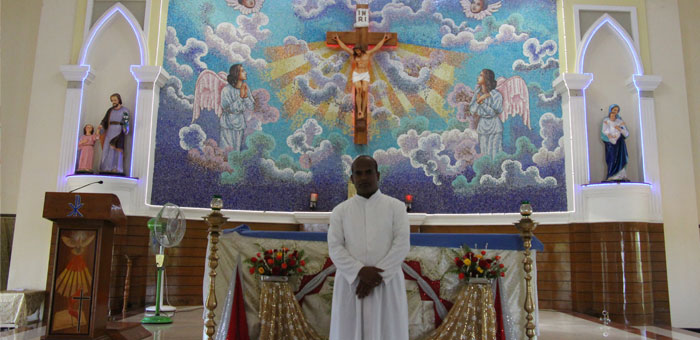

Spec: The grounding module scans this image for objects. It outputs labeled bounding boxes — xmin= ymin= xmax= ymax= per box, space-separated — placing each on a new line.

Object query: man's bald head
xmin=351 ymin=155 xmax=380 ymax=198
xmin=351 ymin=155 xmax=378 ymax=173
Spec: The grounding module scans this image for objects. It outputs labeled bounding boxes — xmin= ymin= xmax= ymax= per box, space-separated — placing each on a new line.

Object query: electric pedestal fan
xmin=142 ymin=203 xmax=186 ymax=324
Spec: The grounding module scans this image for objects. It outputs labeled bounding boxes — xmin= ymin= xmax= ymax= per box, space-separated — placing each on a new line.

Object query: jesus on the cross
xmin=333 ymin=33 xmax=391 ymax=120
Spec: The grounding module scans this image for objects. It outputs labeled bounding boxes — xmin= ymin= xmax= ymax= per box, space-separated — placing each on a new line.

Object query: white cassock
xmin=328 ymin=189 xmax=410 ymax=340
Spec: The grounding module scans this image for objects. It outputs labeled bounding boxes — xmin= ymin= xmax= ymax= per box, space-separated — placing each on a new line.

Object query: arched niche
xmin=579 ymin=15 xmax=643 ymax=183
xmin=78 ymin=3 xmax=147 ymax=176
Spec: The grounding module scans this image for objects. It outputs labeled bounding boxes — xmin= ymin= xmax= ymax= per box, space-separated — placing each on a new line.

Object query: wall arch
xmin=576 ymin=14 xmax=643 ymax=76
xmin=79 ymin=3 xmax=148 ymax=66
xmin=578 ymin=14 xmax=643 ymax=183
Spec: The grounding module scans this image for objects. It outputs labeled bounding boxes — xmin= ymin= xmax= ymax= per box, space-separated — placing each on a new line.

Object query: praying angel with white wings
xmin=192 ymin=64 xmax=255 ymax=152
xmin=468 ymin=68 xmax=530 ymax=159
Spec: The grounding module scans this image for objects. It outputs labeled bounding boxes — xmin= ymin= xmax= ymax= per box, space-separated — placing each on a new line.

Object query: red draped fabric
xmin=226 ymin=267 xmax=250 ymax=340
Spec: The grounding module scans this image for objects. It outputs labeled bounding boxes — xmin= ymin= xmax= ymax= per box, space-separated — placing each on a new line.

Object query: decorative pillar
xmin=553 ymin=73 xmax=593 ymax=221
xmin=57 ymin=65 xmax=95 ymax=192
xmin=204 ymin=196 xmax=227 ymax=340
xmin=514 ymin=202 xmax=538 ymax=340
xmin=129 ymin=66 xmax=169 ymax=214
xmin=627 ymin=75 xmax=663 ymax=221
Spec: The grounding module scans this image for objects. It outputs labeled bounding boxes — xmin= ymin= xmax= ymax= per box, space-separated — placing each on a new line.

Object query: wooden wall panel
xmin=42 ymin=215 xmax=671 ymax=326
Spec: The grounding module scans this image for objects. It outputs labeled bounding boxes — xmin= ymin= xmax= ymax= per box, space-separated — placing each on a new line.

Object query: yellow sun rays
xmin=263 ymin=42 xmax=467 ymax=137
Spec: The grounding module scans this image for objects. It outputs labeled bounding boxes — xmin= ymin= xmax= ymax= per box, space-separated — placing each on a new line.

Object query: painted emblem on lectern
xmin=68 ymin=195 xmax=84 ymax=217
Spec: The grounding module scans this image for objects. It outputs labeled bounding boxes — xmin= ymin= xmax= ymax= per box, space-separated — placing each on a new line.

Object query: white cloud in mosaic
xmin=513 ymin=38 xmax=559 ymax=71
xmin=480 ymin=159 xmax=557 ymax=188
xmin=293 ymin=0 xmax=338 ymax=19
xmin=162 ymin=76 xmax=194 ymax=112
xmin=369 ymin=0 xmax=436 ymax=32
xmin=287 ymin=119 xmax=323 ymax=154
xmin=203 ymin=13 xmax=271 ymax=70
xmin=165 ymin=26 xmax=208 ymax=80
xmin=532 ymin=113 xmax=565 ymax=166
xmin=260 ymin=158 xmax=313 ymax=183
xmin=179 ymin=124 xmax=207 ymax=150
xmin=396 ymin=129 xmax=479 ymax=185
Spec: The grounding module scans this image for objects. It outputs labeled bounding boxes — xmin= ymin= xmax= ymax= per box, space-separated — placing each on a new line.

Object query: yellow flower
xmin=476 ymin=254 xmax=483 ymax=259
xmin=476 ymin=266 xmax=483 ymax=273
xmin=463 ymin=259 xmax=471 ymax=266
xmin=258 ymin=267 xmax=264 ymax=274
xmin=277 ymin=252 xmax=283 ymax=257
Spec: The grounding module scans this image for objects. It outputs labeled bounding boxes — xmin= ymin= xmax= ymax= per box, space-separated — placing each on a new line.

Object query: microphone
xmin=69 ymin=180 xmax=104 ymax=193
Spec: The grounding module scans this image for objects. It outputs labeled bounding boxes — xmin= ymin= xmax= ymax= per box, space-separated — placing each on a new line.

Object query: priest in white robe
xmin=328 ymin=155 xmax=410 ymax=340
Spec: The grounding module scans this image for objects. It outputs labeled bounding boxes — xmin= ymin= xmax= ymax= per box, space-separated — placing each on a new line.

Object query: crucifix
xmin=326 ymin=3 xmax=398 ymax=144
xmin=71 ymin=289 xmax=91 ymax=333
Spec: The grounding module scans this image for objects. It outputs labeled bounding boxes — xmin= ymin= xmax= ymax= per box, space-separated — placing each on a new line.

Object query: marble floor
xmin=1 ymin=308 xmax=699 ymax=340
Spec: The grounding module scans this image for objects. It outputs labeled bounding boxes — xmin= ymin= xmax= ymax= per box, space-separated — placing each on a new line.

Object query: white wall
xmin=583 ymin=24 xmax=641 ymax=183
xmin=0 ymin=0 xmax=43 ymax=214
xmin=645 ymin=0 xmax=700 ymax=328
xmin=678 ymin=0 xmax=700 ymax=222
xmin=7 ymin=0 xmax=78 ymax=290
xmin=82 ymin=16 xmax=140 ymax=174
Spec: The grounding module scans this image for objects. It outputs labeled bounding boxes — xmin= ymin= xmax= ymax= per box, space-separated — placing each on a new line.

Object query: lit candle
xmin=310 ymin=193 xmax=318 ymax=202
xmin=405 ymin=194 xmax=413 ymax=203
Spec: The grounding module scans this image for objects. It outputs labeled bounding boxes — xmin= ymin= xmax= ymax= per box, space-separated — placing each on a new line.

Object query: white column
xmin=57 ymin=65 xmax=95 ymax=192
xmin=130 ymin=66 xmax=169 ymax=215
xmin=627 ymin=75 xmax=663 ymax=221
xmin=553 ymin=73 xmax=593 ymax=222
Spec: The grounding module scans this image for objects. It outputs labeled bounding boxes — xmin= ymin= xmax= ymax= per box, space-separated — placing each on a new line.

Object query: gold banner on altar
xmin=258 ymin=280 xmax=322 ymax=340
xmin=424 ymin=279 xmax=496 ymax=340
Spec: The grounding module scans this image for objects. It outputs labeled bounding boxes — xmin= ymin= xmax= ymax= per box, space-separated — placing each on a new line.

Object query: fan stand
xmin=145 ymin=268 xmax=176 ymax=315
xmin=142 ymin=251 xmax=173 ymax=324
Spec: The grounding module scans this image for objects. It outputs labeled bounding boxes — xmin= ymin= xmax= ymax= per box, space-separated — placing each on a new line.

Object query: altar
xmin=204 ymin=226 xmax=543 ymax=340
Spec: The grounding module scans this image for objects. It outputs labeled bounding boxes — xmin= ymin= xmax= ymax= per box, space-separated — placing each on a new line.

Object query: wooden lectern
xmin=42 ymin=192 xmax=126 ymax=340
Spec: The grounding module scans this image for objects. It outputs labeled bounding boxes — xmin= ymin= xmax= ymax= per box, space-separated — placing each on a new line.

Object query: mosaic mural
xmin=151 ymin=0 xmax=565 ymax=213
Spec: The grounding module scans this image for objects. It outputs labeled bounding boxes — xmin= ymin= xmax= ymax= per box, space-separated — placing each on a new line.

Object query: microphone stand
xmin=69 ymin=180 xmax=104 ymax=193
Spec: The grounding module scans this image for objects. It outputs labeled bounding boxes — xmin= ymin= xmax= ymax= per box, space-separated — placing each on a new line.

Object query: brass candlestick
xmin=205 ymin=196 xmax=228 ymax=340
xmin=514 ymin=201 xmax=537 ymax=340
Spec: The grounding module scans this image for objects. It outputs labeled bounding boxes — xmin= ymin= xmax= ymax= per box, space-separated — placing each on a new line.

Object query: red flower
xmin=297 ymin=267 xmax=303 ymax=273
xmin=499 ymin=264 xmax=504 ymax=268
xmin=251 ymin=257 xmax=258 ymax=263
xmin=481 ymin=250 xmax=487 ymax=255
xmin=266 ymin=249 xmax=273 ymax=254
xmin=256 ymin=252 xmax=261 ymax=258
xmin=495 ymin=256 xmax=501 ymax=261
xmin=281 ymin=263 xmax=288 ymax=269
xmin=276 ymin=254 xmax=283 ymax=260
xmin=249 ymin=267 xmax=255 ymax=274
xmin=288 ymin=259 xmax=296 ymax=266
xmin=267 ymin=259 xmax=274 ymax=265
xmin=300 ymin=260 xmax=306 ymax=266
xmin=459 ymin=273 xmax=465 ymax=280
xmin=500 ymin=272 xmax=505 ymax=277
xmin=485 ymin=263 xmax=491 ymax=269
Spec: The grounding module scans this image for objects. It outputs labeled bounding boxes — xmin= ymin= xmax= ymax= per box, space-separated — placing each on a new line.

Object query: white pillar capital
xmin=553 ymin=73 xmax=594 ymax=96
xmin=626 ymin=75 xmax=662 ymax=94
xmin=130 ymin=65 xmax=168 ymax=85
xmin=60 ymin=65 xmax=95 ymax=85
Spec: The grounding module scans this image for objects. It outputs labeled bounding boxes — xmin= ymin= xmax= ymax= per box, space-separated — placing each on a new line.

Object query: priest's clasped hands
xmin=356 ymin=266 xmax=384 ymax=298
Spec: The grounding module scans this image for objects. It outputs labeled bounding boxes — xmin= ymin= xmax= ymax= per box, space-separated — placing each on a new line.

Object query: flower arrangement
xmin=246 ymin=246 xmax=307 ymax=276
xmin=451 ymin=245 xmax=506 ymax=282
